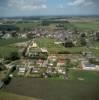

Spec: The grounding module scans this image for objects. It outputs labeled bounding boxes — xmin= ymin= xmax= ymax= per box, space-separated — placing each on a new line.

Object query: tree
xmin=65 ymin=59 xmax=73 ymax=78
xmin=5 ymin=52 xmax=20 ymax=61
xmin=0 ymin=63 xmax=5 ymax=71
xmin=64 ymin=41 xmax=74 ymax=47
xmin=80 ymin=38 xmax=87 ymax=46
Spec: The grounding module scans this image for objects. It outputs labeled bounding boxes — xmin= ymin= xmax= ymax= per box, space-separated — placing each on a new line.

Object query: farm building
xmin=0 ymin=80 xmax=4 ymax=89
xmin=81 ymin=61 xmax=99 ymax=70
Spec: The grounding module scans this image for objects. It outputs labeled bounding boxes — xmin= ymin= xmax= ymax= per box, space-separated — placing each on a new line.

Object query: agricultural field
xmin=0 ymin=46 xmax=18 ymax=58
xmin=2 ymin=78 xmax=99 ymax=100
xmin=64 ymin=21 xmax=99 ymax=31
xmin=71 ymin=22 xmax=99 ymax=31
xmin=35 ymin=37 xmax=84 ymax=53
xmin=68 ymin=69 xmax=99 ymax=81
xmin=0 ymin=91 xmax=40 ymax=100
xmin=15 ymin=22 xmax=40 ymax=31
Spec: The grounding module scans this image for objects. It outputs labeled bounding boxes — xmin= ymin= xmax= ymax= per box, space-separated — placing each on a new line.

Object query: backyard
xmin=35 ymin=37 xmax=84 ymax=53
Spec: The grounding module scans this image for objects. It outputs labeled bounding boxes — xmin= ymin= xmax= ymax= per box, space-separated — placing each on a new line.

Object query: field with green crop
xmin=35 ymin=37 xmax=84 ymax=53
xmin=71 ymin=22 xmax=99 ymax=31
xmin=64 ymin=21 xmax=99 ymax=31
xmin=0 ymin=46 xmax=18 ymax=58
xmin=68 ymin=69 xmax=99 ymax=81
xmin=2 ymin=78 xmax=99 ymax=100
xmin=15 ymin=22 xmax=40 ymax=31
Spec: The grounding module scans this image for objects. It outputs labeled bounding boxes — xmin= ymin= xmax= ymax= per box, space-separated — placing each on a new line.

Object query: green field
xmin=68 ymin=69 xmax=99 ymax=81
xmin=64 ymin=22 xmax=99 ymax=31
xmin=93 ymin=41 xmax=99 ymax=47
xmin=0 ymin=46 xmax=18 ymax=58
xmin=35 ymin=37 xmax=84 ymax=53
xmin=90 ymin=49 xmax=99 ymax=58
xmin=0 ymin=38 xmax=29 ymax=46
xmin=0 ymin=91 xmax=40 ymax=100
xmin=0 ymin=38 xmax=29 ymax=58
xmin=15 ymin=22 xmax=40 ymax=31
xmin=15 ymin=21 xmax=99 ymax=31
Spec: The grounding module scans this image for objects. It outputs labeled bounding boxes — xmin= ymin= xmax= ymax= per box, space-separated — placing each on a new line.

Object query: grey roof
xmin=0 ymin=80 xmax=4 ymax=89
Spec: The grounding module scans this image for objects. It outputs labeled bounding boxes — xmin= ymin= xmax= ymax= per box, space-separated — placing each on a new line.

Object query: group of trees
xmin=4 ymin=52 xmax=20 ymax=61
xmin=79 ymin=33 xmax=87 ymax=46
xmin=64 ymin=32 xmax=87 ymax=48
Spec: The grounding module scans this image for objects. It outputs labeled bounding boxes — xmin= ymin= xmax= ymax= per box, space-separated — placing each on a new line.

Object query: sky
xmin=0 ymin=0 xmax=99 ymax=17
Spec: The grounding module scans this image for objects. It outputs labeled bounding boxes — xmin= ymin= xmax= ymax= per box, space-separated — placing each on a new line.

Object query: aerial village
xmin=0 ymin=18 xmax=99 ymax=88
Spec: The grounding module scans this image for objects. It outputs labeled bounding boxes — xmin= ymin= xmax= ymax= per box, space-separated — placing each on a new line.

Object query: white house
xmin=18 ymin=67 xmax=26 ymax=74
xmin=81 ymin=61 xmax=99 ymax=70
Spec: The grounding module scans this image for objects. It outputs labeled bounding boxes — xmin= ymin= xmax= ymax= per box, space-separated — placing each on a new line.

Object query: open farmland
xmin=2 ymin=78 xmax=99 ymax=100
xmin=0 ymin=91 xmax=40 ymax=100
xmin=64 ymin=21 xmax=99 ymax=31
xmin=71 ymin=22 xmax=99 ymax=31
xmin=15 ymin=22 xmax=40 ymax=31
xmin=0 ymin=46 xmax=18 ymax=58
xmin=68 ymin=69 xmax=99 ymax=81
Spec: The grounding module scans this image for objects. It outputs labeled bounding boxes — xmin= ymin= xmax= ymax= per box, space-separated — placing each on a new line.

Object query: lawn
xmin=0 ymin=38 xmax=29 ymax=46
xmin=0 ymin=91 xmax=40 ymax=100
xmin=2 ymin=78 xmax=99 ymax=100
xmin=90 ymin=49 xmax=99 ymax=58
xmin=0 ymin=38 xmax=29 ymax=58
xmin=93 ymin=41 xmax=99 ymax=47
xmin=0 ymin=46 xmax=18 ymax=58
xmin=35 ymin=37 xmax=84 ymax=53
xmin=68 ymin=69 xmax=99 ymax=81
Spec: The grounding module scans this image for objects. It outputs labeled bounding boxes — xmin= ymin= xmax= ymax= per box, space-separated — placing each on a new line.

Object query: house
xmin=28 ymin=48 xmax=41 ymax=58
xmin=0 ymin=80 xmax=4 ymax=89
xmin=41 ymin=48 xmax=48 ymax=53
xmin=81 ymin=61 xmax=99 ymax=70
xmin=30 ymin=67 xmax=39 ymax=73
xmin=20 ymin=34 xmax=27 ymax=38
xmin=57 ymin=59 xmax=65 ymax=67
xmin=54 ymin=42 xmax=63 ymax=45
xmin=46 ymin=67 xmax=52 ymax=73
xmin=48 ymin=56 xmax=57 ymax=62
xmin=2 ymin=33 xmax=12 ymax=39
xmin=18 ymin=67 xmax=26 ymax=75
xmin=36 ymin=59 xmax=43 ymax=67
xmin=0 ymin=63 xmax=5 ymax=70
xmin=56 ymin=67 xmax=66 ymax=75
xmin=29 ymin=42 xmax=38 ymax=48
xmin=0 ymin=32 xmax=3 ymax=38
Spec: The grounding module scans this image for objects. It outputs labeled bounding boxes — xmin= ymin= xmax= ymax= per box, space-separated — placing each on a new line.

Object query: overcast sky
xmin=0 ymin=0 xmax=99 ymax=17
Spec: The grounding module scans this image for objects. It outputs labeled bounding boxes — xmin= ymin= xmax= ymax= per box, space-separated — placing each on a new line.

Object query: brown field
xmin=2 ymin=78 xmax=99 ymax=100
